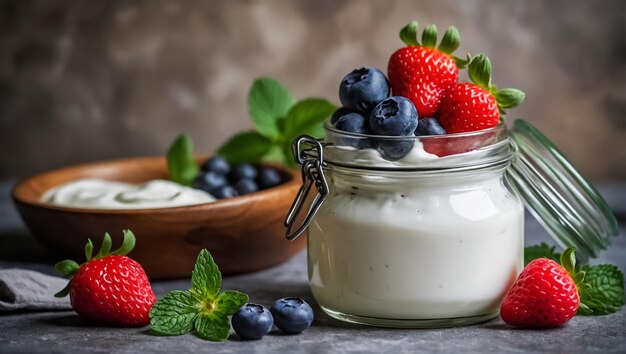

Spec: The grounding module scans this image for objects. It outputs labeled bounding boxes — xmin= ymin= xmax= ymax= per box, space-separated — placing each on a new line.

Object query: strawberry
xmin=387 ymin=21 xmax=466 ymax=118
xmin=500 ymin=248 xmax=583 ymax=328
xmin=438 ymin=54 xmax=525 ymax=134
xmin=54 ymin=230 xmax=156 ymax=326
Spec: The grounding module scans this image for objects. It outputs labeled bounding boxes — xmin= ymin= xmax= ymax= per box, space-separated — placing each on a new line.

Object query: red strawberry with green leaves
xmin=387 ymin=20 xmax=467 ymax=118
xmin=439 ymin=54 xmax=525 ymax=134
xmin=55 ymin=230 xmax=156 ymax=326
xmin=500 ymin=247 xmax=582 ymax=328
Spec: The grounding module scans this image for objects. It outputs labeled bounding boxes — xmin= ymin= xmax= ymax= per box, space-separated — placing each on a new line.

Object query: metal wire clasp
xmin=284 ymin=135 xmax=329 ymax=241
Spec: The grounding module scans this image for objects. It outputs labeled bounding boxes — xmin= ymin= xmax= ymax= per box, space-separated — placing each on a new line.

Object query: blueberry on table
xmin=370 ymin=96 xmax=418 ymax=136
xmin=339 ymin=67 xmax=389 ymax=113
xmin=257 ymin=168 xmax=282 ymax=189
xmin=192 ymin=171 xmax=227 ymax=193
xmin=235 ymin=179 xmax=259 ymax=195
xmin=232 ymin=164 xmax=258 ymax=180
xmin=212 ymin=185 xmax=238 ymax=199
xmin=270 ymin=297 xmax=314 ymax=334
xmin=415 ymin=117 xmax=446 ymax=136
xmin=232 ymin=303 xmax=274 ymax=340
xmin=201 ymin=156 xmax=231 ymax=175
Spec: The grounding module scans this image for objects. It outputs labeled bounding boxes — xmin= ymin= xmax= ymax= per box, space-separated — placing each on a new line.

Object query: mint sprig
xmin=218 ymin=78 xmax=336 ymax=167
xmin=524 ymin=243 xmax=625 ymax=316
xmin=167 ymin=134 xmax=199 ymax=186
xmin=149 ymin=250 xmax=248 ymax=341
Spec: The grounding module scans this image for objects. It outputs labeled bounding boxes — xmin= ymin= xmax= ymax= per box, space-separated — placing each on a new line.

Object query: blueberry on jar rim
xmin=415 ymin=117 xmax=446 ymax=136
xmin=369 ymin=96 xmax=418 ymax=136
xmin=330 ymin=107 xmax=355 ymax=125
xmin=333 ymin=112 xmax=373 ymax=149
xmin=339 ymin=67 xmax=389 ymax=113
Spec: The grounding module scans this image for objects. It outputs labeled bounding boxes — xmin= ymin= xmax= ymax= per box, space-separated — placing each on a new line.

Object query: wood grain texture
xmin=12 ymin=156 xmax=306 ymax=279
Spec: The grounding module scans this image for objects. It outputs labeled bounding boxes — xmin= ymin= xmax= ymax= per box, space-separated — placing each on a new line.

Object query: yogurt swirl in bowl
xmin=41 ymin=179 xmax=215 ymax=209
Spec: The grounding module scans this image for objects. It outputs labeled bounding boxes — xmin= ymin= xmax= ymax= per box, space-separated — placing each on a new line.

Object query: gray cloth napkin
xmin=0 ymin=268 xmax=72 ymax=311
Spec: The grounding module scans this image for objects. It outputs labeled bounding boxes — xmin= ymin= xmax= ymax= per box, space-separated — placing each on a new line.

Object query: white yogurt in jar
xmin=307 ymin=142 xmax=524 ymax=321
xmin=41 ymin=178 xmax=215 ymax=209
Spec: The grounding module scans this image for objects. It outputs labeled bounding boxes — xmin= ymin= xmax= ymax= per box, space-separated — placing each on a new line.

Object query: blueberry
xmin=339 ymin=67 xmax=389 ymax=113
xmin=232 ymin=303 xmax=274 ymax=340
xmin=378 ymin=139 xmax=415 ymax=160
xmin=415 ymin=117 xmax=446 ymax=136
xmin=330 ymin=107 xmax=355 ymax=125
xmin=235 ymin=178 xmax=258 ymax=195
xmin=212 ymin=185 xmax=238 ymax=199
xmin=370 ymin=96 xmax=418 ymax=136
xmin=232 ymin=164 xmax=258 ymax=180
xmin=257 ymin=168 xmax=282 ymax=189
xmin=335 ymin=112 xmax=367 ymax=134
xmin=201 ymin=156 xmax=231 ymax=175
xmin=270 ymin=297 xmax=314 ymax=334
xmin=192 ymin=171 xmax=227 ymax=193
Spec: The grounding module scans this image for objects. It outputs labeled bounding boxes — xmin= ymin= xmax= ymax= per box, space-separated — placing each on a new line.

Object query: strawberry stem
xmin=421 ymin=24 xmax=437 ymax=48
xmin=400 ymin=21 xmax=420 ymax=46
xmin=438 ymin=26 xmax=461 ymax=54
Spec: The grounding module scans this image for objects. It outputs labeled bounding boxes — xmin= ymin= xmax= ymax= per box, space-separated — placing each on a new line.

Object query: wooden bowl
xmin=12 ymin=157 xmax=306 ymax=280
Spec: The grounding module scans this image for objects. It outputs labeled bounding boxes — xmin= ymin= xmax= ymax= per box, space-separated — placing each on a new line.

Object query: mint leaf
xmin=167 ymin=134 xmax=199 ymax=186
xmin=195 ymin=313 xmax=230 ymax=342
xmin=578 ymin=264 xmax=625 ymax=315
xmin=249 ymin=78 xmax=295 ymax=140
xmin=283 ymin=98 xmax=336 ymax=141
xmin=215 ymin=290 xmax=248 ymax=316
xmin=150 ymin=290 xmax=200 ymax=335
xmin=524 ymin=243 xmax=560 ymax=266
xmin=261 ymin=145 xmax=287 ymax=165
xmin=217 ymin=131 xmax=273 ymax=164
xmin=191 ymin=249 xmax=221 ymax=300
xmin=149 ymin=249 xmax=250 ymax=341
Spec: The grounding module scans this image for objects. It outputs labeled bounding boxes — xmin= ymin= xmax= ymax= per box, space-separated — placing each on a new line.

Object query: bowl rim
xmin=12 ymin=155 xmax=300 ymax=215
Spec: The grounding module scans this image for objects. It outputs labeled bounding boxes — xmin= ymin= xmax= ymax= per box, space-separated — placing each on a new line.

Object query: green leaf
xmin=399 ymin=20 xmax=420 ymax=46
xmin=111 ymin=230 xmax=136 ymax=256
xmin=167 ymin=134 xmax=199 ymax=186
xmin=579 ymin=264 xmax=625 ymax=315
xmin=214 ymin=290 xmax=248 ymax=316
xmin=438 ymin=26 xmax=460 ymax=54
xmin=195 ymin=313 xmax=230 ymax=342
xmin=95 ymin=233 xmax=113 ymax=259
xmin=191 ymin=249 xmax=221 ymax=300
xmin=452 ymin=53 xmax=471 ymax=69
xmin=216 ymin=131 xmax=273 ymax=164
xmin=248 ymin=78 xmax=295 ymax=140
xmin=283 ymin=98 xmax=336 ymax=142
xmin=84 ymin=239 xmax=93 ymax=261
xmin=560 ymin=247 xmax=577 ymax=274
xmin=493 ymin=88 xmax=525 ymax=109
xmin=54 ymin=282 xmax=72 ymax=298
xmin=55 ymin=259 xmax=79 ymax=277
xmin=468 ymin=54 xmax=492 ymax=90
xmin=260 ymin=145 xmax=287 ymax=165
xmin=524 ymin=242 xmax=560 ymax=266
xmin=421 ymin=24 xmax=437 ymax=48
xmin=150 ymin=290 xmax=201 ymax=336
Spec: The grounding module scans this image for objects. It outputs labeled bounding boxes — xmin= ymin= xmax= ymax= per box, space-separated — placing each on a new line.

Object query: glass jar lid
xmin=506 ymin=119 xmax=619 ymax=261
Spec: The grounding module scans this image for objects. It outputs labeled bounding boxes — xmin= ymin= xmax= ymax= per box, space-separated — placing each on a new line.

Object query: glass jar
xmin=285 ymin=119 xmax=618 ymax=328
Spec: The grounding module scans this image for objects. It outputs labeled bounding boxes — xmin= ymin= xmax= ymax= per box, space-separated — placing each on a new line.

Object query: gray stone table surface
xmin=0 ymin=181 xmax=624 ymax=354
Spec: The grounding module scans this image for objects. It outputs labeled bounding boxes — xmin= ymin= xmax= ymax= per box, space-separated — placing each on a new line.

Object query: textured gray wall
xmin=1 ymin=0 xmax=625 ymax=180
